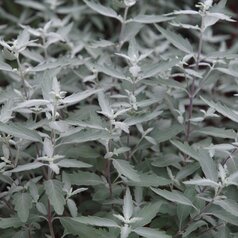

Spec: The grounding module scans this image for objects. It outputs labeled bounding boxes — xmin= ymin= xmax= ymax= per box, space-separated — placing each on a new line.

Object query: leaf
xmin=120 ymin=22 xmax=143 ymax=43
xmin=83 ymin=0 xmax=122 ymax=21
xmin=15 ymin=29 xmax=30 ymax=50
xmin=133 ymin=201 xmax=163 ymax=227
xmin=60 ymin=218 xmax=112 ymax=238
xmin=193 ymin=127 xmax=236 ymax=139
xmin=0 ymin=217 xmax=23 ymax=229
xmin=216 ymin=67 xmax=238 ymax=77
xmin=0 ymin=122 xmax=42 ymax=142
xmin=112 ymin=159 xmax=141 ymax=182
xmin=176 ymin=163 xmax=200 ymax=181
xmin=152 ymin=155 xmax=181 ymax=167
xmin=9 ymin=162 xmax=44 ymax=173
xmin=184 ymin=178 xmax=220 ymax=188
xmin=96 ymin=64 xmax=127 ymax=80
xmin=72 ymin=216 xmax=119 ymax=228
xmin=182 ymin=220 xmax=207 ymax=237
xmin=171 ymin=140 xmax=218 ymax=182
xmin=156 ymin=78 xmax=186 ymax=90
xmin=128 ymin=173 xmax=171 ymax=187
xmin=44 ymin=179 xmax=66 ymax=215
xmin=151 ymin=124 xmax=184 ymax=144
xmin=15 ymin=0 xmax=46 ymax=10
xmin=97 ymin=91 xmax=113 ymax=118
xmin=13 ymin=99 xmax=50 ymax=110
xmin=36 ymin=202 xmax=47 ymax=215
xmin=154 ymin=25 xmax=193 ymax=53
xmin=124 ymin=111 xmax=162 ymax=126
xmin=56 ymin=159 xmax=92 ymax=168
xmin=0 ymin=60 xmax=13 ymax=71
xmin=0 ymin=174 xmax=13 ymax=184
xmin=214 ymin=199 xmax=238 ymax=217
xmin=31 ymin=58 xmax=85 ymax=72
xmin=177 ymin=187 xmax=196 ymax=229
xmin=201 ymin=96 xmax=238 ymax=123
xmin=207 ymin=205 xmax=238 ymax=226
xmin=60 ymin=129 xmax=110 ymax=145
xmin=129 ymin=15 xmax=173 ymax=24
xmin=141 ymin=58 xmax=179 ymax=79
xmin=63 ymin=171 xmax=104 ymax=186
xmin=123 ymin=188 xmax=133 ymax=221
xmin=13 ymin=193 xmax=32 ymax=222
xmin=151 ymin=188 xmax=196 ymax=209
xmin=226 ymin=171 xmax=238 ymax=186
xmin=67 ymin=199 xmax=78 ymax=217
xmin=62 ymin=89 xmax=102 ymax=105
xmin=133 ymin=227 xmax=171 ymax=238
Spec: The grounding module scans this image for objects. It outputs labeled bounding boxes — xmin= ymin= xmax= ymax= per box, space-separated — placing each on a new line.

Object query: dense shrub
xmin=0 ymin=0 xmax=238 ymax=237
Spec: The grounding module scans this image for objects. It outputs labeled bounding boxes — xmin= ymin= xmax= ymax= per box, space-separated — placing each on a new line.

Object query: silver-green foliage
xmin=0 ymin=0 xmax=237 ymax=237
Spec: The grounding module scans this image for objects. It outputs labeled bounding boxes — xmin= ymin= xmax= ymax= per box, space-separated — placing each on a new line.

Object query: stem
xmin=16 ymin=55 xmax=28 ymax=99
xmin=106 ymin=159 xmax=113 ymax=198
xmin=47 ymin=199 xmax=55 ymax=238
xmin=126 ymin=133 xmax=130 ymax=160
xmin=42 ymin=34 xmax=49 ymax=59
xmin=107 ymin=120 xmax=113 ymax=199
xmin=185 ymin=16 xmax=204 ymax=142
xmin=46 ymin=102 xmax=57 ymax=237
xmin=28 ymin=227 xmax=32 ymax=238
xmin=221 ymin=147 xmax=238 ymax=166
xmin=118 ymin=7 xmax=129 ymax=50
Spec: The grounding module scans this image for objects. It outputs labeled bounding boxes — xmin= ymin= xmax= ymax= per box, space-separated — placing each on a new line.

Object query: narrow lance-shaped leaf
xmin=133 ymin=201 xmax=163 ymax=227
xmin=15 ymin=28 xmax=30 ymax=50
xmin=72 ymin=216 xmax=119 ymax=228
xmin=44 ymin=179 xmax=66 ymax=215
xmin=182 ymin=220 xmax=207 ymax=237
xmin=9 ymin=162 xmax=44 ymax=173
xmin=133 ymin=227 xmax=171 ymax=238
xmin=60 ymin=129 xmax=110 ymax=145
xmin=154 ymin=25 xmax=193 ymax=54
xmin=123 ymin=188 xmax=133 ymax=221
xmin=183 ymin=178 xmax=220 ymax=188
xmin=151 ymin=187 xmax=196 ymax=209
xmin=56 ymin=159 xmax=92 ymax=168
xmin=0 ymin=122 xmax=42 ymax=142
xmin=0 ymin=217 xmax=23 ymax=229
xmin=60 ymin=218 xmax=113 ymax=238
xmin=83 ymin=0 xmax=122 ymax=22
xmin=193 ymin=127 xmax=236 ymax=139
xmin=63 ymin=171 xmax=104 ymax=186
xmin=151 ymin=124 xmax=184 ymax=144
xmin=214 ymin=199 xmax=238 ymax=217
xmin=62 ymin=89 xmax=102 ymax=105
xmin=13 ymin=193 xmax=32 ymax=222
xmin=97 ymin=91 xmax=113 ymax=118
xmin=128 ymin=172 xmax=171 ymax=187
xmin=206 ymin=206 xmax=238 ymax=226
xmin=0 ymin=60 xmax=13 ymax=71
xmin=201 ymin=96 xmax=238 ymax=123
xmin=96 ymin=64 xmax=127 ymax=80
xmin=112 ymin=159 xmax=141 ymax=182
xmin=128 ymin=15 xmax=173 ymax=24
xmin=225 ymin=171 xmax=238 ymax=186
xmin=177 ymin=187 xmax=196 ymax=230
xmin=140 ymin=58 xmax=179 ymax=79
xmin=124 ymin=111 xmax=162 ymax=126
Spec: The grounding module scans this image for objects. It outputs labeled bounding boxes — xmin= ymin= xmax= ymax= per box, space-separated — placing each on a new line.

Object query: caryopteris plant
xmin=0 ymin=0 xmax=238 ymax=237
